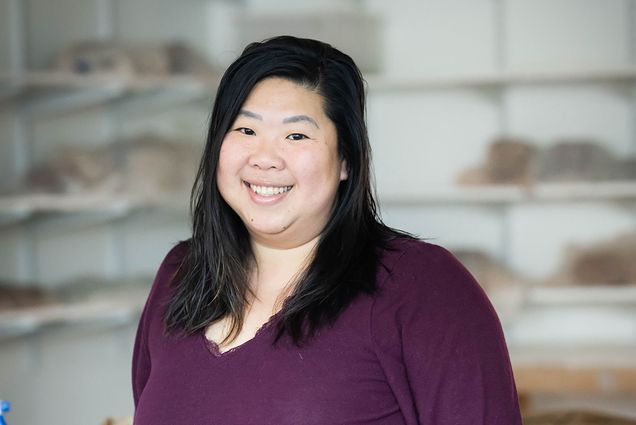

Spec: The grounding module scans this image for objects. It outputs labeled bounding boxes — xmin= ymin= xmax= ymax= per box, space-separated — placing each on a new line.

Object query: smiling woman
xmin=131 ymin=36 xmax=522 ymax=425
xmin=217 ymin=77 xmax=347 ymax=248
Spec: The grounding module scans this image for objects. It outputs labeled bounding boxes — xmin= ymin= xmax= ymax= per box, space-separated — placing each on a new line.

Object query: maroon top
xmin=132 ymin=238 xmax=522 ymax=425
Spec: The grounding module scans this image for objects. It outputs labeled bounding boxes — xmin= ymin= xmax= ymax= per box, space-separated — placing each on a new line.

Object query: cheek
xmin=294 ymin=148 xmax=342 ymax=189
xmin=217 ymin=142 xmax=244 ymax=179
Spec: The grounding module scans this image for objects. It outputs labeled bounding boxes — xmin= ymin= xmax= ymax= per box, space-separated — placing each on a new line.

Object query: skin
xmin=209 ymin=77 xmax=348 ymax=352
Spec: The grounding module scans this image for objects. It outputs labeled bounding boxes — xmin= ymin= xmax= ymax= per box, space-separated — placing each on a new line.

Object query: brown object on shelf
xmin=622 ymin=157 xmax=636 ymax=180
xmin=20 ymin=134 xmax=200 ymax=198
xmin=26 ymin=147 xmax=118 ymax=193
xmin=0 ymin=283 xmax=56 ymax=311
xmin=457 ymin=138 xmax=535 ymax=185
xmin=533 ymin=140 xmax=627 ymax=182
xmin=450 ymin=248 xmax=523 ymax=321
xmin=514 ymin=365 xmax=636 ymax=395
xmin=524 ymin=410 xmax=636 ymax=425
xmin=100 ymin=416 xmax=133 ymax=425
xmin=549 ymin=232 xmax=636 ymax=286
xmin=164 ymin=41 xmax=216 ymax=75
xmin=54 ymin=41 xmax=137 ymax=76
xmin=451 ymin=248 xmax=518 ymax=293
xmin=126 ymin=44 xmax=171 ymax=76
xmin=53 ymin=40 xmax=214 ymax=77
xmin=123 ymin=136 xmax=200 ymax=197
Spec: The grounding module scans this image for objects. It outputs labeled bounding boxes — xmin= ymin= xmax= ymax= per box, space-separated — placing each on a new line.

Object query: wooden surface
xmin=511 ymin=346 xmax=636 ymax=395
xmin=514 ymin=365 xmax=636 ymax=394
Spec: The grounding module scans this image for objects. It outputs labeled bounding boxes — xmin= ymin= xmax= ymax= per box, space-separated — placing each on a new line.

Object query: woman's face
xmin=217 ymin=77 xmax=347 ymax=249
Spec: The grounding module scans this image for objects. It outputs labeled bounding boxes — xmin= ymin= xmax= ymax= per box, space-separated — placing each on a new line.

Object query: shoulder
xmin=374 ymin=236 xmax=499 ymax=327
xmin=162 ymin=239 xmax=190 ymax=267
xmin=378 ymin=236 xmax=478 ymax=293
xmin=379 ymin=236 xmax=464 ymax=275
xmin=156 ymin=239 xmax=190 ymax=279
xmin=370 ymin=237 xmax=509 ymax=372
xmin=146 ymin=239 xmax=190 ymax=303
xmin=370 ymin=238 xmax=520 ymax=423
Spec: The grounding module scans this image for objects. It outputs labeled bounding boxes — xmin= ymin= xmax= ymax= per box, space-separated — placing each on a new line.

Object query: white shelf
xmin=2 ymin=66 xmax=635 ymax=101
xmin=0 ymin=288 xmax=148 ymax=339
xmin=0 ymin=71 xmax=220 ymax=92
xmin=525 ymin=285 xmax=636 ymax=306
xmin=378 ymin=180 xmax=636 ymax=206
xmin=510 ymin=344 xmax=636 ymax=368
xmin=0 ymin=192 xmax=188 ymax=224
xmin=0 ymin=71 xmax=220 ymax=113
xmin=0 ymin=181 xmax=633 ymax=224
xmin=366 ymin=66 xmax=636 ymax=91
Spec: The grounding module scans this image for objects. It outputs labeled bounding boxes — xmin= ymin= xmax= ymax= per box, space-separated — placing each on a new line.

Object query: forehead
xmin=241 ymin=77 xmax=326 ymax=117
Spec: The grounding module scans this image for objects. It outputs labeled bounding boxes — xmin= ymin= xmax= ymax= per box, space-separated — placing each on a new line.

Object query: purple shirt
xmin=132 ymin=238 xmax=522 ymax=425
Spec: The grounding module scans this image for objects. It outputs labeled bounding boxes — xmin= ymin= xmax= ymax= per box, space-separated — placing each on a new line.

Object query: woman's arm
xmin=131 ymin=241 xmax=188 ymax=407
xmin=371 ymin=241 xmax=522 ymax=425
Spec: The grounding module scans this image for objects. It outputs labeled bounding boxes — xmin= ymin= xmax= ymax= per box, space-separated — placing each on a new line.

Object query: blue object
xmin=0 ymin=400 xmax=10 ymax=425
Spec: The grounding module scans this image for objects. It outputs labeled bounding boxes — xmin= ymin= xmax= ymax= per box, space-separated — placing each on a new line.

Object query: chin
xmin=245 ymin=220 xmax=291 ymax=237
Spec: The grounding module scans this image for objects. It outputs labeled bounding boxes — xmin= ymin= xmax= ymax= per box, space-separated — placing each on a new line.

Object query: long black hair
xmin=165 ymin=35 xmax=411 ymax=345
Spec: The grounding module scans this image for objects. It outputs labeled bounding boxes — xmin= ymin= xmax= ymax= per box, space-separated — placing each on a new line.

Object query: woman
xmin=132 ymin=36 xmax=522 ymax=425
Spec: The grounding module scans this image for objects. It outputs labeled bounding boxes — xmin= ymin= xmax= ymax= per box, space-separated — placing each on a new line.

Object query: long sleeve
xmin=370 ymin=241 xmax=522 ymax=425
xmin=131 ymin=241 xmax=188 ymax=408
xmin=132 ymin=288 xmax=152 ymax=407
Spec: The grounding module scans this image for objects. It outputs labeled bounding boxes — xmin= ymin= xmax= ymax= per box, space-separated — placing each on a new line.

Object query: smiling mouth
xmin=244 ymin=181 xmax=293 ymax=196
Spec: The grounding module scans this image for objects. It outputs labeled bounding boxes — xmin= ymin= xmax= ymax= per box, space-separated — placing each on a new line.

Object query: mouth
xmin=244 ymin=181 xmax=293 ymax=197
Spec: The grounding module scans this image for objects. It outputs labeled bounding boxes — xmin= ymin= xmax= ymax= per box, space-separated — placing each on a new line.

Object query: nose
xmin=248 ymin=138 xmax=285 ymax=170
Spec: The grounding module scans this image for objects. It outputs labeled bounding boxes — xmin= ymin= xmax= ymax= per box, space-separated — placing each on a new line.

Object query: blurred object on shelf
xmin=456 ymin=138 xmax=536 ymax=185
xmin=164 ymin=41 xmax=216 ymax=75
xmin=0 ymin=282 xmax=57 ymax=311
xmin=533 ymin=140 xmax=634 ymax=182
xmin=53 ymin=276 xmax=151 ymax=302
xmin=100 ymin=416 xmax=132 ymax=425
xmin=524 ymin=410 xmax=636 ymax=425
xmin=623 ymin=158 xmax=636 ymax=179
xmin=451 ymin=248 xmax=524 ymax=321
xmin=0 ymin=276 xmax=152 ymax=340
xmin=11 ymin=134 xmax=200 ymax=201
xmin=54 ymin=40 xmax=216 ymax=77
xmin=457 ymin=138 xmax=636 ymax=187
xmin=453 ymin=248 xmax=519 ymax=292
xmin=0 ymin=276 xmax=151 ymax=313
xmin=548 ymin=231 xmax=636 ymax=286
xmin=54 ymin=40 xmax=136 ymax=76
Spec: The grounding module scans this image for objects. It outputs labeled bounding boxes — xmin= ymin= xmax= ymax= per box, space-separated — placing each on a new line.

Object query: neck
xmin=249 ymin=236 xmax=319 ymax=304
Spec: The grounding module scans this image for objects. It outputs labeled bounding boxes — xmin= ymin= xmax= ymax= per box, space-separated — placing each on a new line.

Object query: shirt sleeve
xmin=132 ymin=241 xmax=187 ymax=407
xmin=370 ymin=241 xmax=522 ymax=425
xmin=132 ymin=287 xmax=152 ymax=407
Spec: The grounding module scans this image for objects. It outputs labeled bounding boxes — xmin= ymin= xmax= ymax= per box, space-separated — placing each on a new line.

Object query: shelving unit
xmin=0 ymin=284 xmax=148 ymax=340
xmin=0 ymin=192 xmax=188 ymax=225
xmin=379 ymin=180 xmax=636 ymax=205
xmin=1 ymin=180 xmax=633 ymax=218
xmin=0 ymin=71 xmax=221 ymax=115
xmin=1 ymin=67 xmax=635 ymax=336
xmin=3 ymin=66 xmax=636 ymax=103
xmin=367 ymin=66 xmax=636 ymax=91
xmin=1 ymin=2 xmax=636 ymax=422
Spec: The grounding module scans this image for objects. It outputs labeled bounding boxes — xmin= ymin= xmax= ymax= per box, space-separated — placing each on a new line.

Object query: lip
xmin=243 ymin=180 xmax=293 ymax=205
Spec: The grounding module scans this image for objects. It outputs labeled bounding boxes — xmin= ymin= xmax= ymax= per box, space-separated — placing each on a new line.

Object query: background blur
xmin=1 ymin=0 xmax=635 ymax=424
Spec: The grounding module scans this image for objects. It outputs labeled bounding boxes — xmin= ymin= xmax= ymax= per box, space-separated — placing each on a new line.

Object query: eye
xmin=235 ymin=127 xmax=255 ymax=136
xmin=286 ymin=133 xmax=309 ymax=141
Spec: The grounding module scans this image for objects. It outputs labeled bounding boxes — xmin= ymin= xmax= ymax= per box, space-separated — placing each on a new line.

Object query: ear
xmin=339 ymin=159 xmax=348 ymax=181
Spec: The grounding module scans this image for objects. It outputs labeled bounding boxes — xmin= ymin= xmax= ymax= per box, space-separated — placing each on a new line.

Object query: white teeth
xmin=249 ymin=183 xmax=292 ymax=196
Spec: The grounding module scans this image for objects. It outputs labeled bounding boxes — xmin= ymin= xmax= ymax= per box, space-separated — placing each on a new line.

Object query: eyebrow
xmin=282 ymin=115 xmax=320 ymax=129
xmin=238 ymin=109 xmax=263 ymax=120
xmin=238 ymin=109 xmax=320 ymax=129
